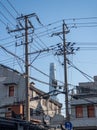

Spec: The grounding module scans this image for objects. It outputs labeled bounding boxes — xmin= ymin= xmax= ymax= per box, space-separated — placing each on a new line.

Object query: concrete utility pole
xmin=51 ymin=21 xmax=79 ymax=122
xmin=8 ymin=13 xmax=36 ymax=121
xmin=62 ymin=20 xmax=69 ymax=121
xmin=24 ymin=15 xmax=30 ymax=121
xmin=51 ymin=21 xmax=70 ymax=121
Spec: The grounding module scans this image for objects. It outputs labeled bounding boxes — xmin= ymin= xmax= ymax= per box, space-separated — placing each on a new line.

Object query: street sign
xmin=65 ymin=122 xmax=72 ymax=130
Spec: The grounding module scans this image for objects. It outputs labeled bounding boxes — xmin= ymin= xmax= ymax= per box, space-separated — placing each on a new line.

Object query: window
xmin=87 ymin=105 xmax=95 ymax=117
xmin=30 ymin=108 xmax=33 ymax=116
xmin=76 ymin=106 xmax=83 ymax=118
xmin=7 ymin=107 xmax=12 ymax=111
xmin=9 ymin=86 xmax=14 ymax=97
xmin=42 ymin=99 xmax=47 ymax=106
xmin=81 ymin=87 xmax=90 ymax=93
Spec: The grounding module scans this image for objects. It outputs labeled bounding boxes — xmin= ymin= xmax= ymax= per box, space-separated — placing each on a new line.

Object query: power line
xmin=0 ymin=18 xmax=7 ymax=26
xmin=32 ymin=21 xmax=97 ymax=40
xmin=0 ymin=1 xmax=16 ymax=21
xmin=39 ymin=16 xmax=97 ymax=29
xmin=64 ymin=16 xmax=97 ymax=21
xmin=0 ymin=43 xmax=95 ymax=87
xmin=0 ymin=10 xmax=15 ymax=27
xmin=7 ymin=0 xmax=20 ymax=16
xmin=34 ymin=33 xmax=48 ymax=48
xmin=0 ymin=44 xmax=65 ymax=86
xmin=68 ymin=60 xmax=93 ymax=82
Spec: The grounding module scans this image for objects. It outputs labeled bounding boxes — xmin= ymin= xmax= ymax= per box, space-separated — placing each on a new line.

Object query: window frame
xmin=76 ymin=105 xmax=83 ymax=118
xmin=9 ymin=85 xmax=14 ymax=97
xmin=87 ymin=105 xmax=95 ymax=118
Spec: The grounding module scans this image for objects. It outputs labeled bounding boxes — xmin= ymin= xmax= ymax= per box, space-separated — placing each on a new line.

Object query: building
xmin=30 ymin=82 xmax=62 ymax=124
xmin=70 ymin=76 xmax=97 ymax=130
xmin=0 ymin=116 xmax=47 ymax=130
xmin=0 ymin=64 xmax=63 ymax=126
xmin=49 ymin=63 xmax=58 ymax=100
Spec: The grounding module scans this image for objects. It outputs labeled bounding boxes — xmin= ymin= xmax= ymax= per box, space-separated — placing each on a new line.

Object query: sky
xmin=0 ymin=0 xmax=97 ymax=116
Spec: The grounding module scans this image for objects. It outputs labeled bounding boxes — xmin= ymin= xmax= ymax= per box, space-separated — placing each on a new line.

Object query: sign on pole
xmin=65 ymin=122 xmax=72 ymax=130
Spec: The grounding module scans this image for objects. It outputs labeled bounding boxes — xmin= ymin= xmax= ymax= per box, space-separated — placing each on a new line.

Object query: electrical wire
xmin=0 ymin=13 xmax=97 ymax=87
xmin=34 ymin=33 xmax=48 ymax=48
xmin=35 ymin=16 xmax=97 ymax=31
xmin=0 ymin=45 xmax=64 ymax=86
xmin=68 ymin=60 xmax=93 ymax=82
xmin=0 ymin=1 xmax=16 ymax=21
xmin=0 ymin=13 xmax=96 ymax=52
xmin=0 ymin=18 xmax=7 ymax=26
xmin=6 ymin=0 xmax=20 ymax=16
xmin=0 ymin=10 xmax=15 ymax=27
xmin=1 ymin=38 xmax=96 ymax=85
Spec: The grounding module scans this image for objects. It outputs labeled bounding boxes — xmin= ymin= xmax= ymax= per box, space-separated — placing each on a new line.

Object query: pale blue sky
xmin=0 ymin=0 xmax=97 ymax=115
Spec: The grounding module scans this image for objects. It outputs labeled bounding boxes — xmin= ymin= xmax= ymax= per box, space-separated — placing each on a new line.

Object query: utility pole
xmin=24 ymin=15 xmax=30 ymax=122
xmin=62 ymin=20 xmax=69 ymax=121
xmin=8 ymin=13 xmax=38 ymax=121
xmin=25 ymin=15 xmax=30 ymax=121
xmin=51 ymin=21 xmax=70 ymax=121
xmin=52 ymin=21 xmax=79 ymax=122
